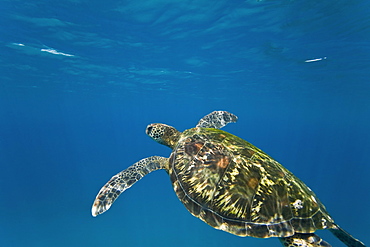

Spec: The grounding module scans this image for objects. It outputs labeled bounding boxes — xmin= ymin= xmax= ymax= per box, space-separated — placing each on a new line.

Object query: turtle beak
xmin=146 ymin=124 xmax=154 ymax=136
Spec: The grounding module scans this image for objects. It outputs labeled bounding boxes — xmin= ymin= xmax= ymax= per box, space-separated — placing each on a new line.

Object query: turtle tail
xmin=329 ymin=223 xmax=366 ymax=247
xmin=91 ymin=156 xmax=168 ymax=217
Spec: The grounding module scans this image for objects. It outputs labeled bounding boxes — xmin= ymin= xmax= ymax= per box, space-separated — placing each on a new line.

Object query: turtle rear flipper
xmin=329 ymin=223 xmax=366 ymax=247
xmin=92 ymin=156 xmax=168 ymax=217
xmin=196 ymin=111 xmax=238 ymax=129
xmin=279 ymin=233 xmax=331 ymax=247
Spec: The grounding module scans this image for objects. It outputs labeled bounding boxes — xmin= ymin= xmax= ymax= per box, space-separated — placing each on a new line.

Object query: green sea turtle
xmin=92 ymin=111 xmax=365 ymax=247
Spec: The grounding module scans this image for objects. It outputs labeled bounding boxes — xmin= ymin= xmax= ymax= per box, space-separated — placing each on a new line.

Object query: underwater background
xmin=1 ymin=0 xmax=369 ymax=246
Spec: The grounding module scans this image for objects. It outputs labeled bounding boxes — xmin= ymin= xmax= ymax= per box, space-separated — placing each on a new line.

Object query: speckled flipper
xmin=196 ymin=111 xmax=238 ymax=129
xmin=329 ymin=223 xmax=366 ymax=247
xmin=92 ymin=156 xmax=168 ymax=217
xmin=279 ymin=233 xmax=331 ymax=247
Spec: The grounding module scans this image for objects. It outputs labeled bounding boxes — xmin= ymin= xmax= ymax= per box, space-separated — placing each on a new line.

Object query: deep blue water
xmin=1 ymin=0 xmax=369 ymax=246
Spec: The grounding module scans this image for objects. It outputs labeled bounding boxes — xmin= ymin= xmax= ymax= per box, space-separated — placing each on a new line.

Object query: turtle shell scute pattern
xmin=169 ymin=128 xmax=334 ymax=238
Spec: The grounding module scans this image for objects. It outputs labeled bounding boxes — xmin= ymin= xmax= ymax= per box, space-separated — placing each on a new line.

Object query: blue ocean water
xmin=1 ymin=0 xmax=369 ymax=246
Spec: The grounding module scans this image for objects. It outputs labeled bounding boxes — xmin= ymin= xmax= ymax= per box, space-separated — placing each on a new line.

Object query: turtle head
xmin=146 ymin=123 xmax=181 ymax=149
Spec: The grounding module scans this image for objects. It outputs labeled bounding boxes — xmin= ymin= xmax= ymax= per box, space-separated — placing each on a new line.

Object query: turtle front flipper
xmin=329 ymin=223 xmax=366 ymax=247
xmin=279 ymin=233 xmax=331 ymax=247
xmin=196 ymin=111 xmax=238 ymax=129
xmin=92 ymin=156 xmax=168 ymax=217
